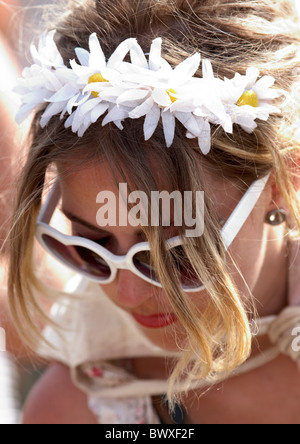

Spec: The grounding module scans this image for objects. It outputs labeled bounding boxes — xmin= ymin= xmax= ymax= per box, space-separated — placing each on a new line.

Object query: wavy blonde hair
xmin=8 ymin=0 xmax=300 ymax=407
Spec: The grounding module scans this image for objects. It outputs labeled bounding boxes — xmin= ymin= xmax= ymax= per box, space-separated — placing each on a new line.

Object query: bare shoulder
xmin=22 ymin=363 xmax=98 ymax=424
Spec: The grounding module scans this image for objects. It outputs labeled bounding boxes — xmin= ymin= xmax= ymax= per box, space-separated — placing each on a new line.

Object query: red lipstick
xmin=132 ymin=312 xmax=177 ymax=329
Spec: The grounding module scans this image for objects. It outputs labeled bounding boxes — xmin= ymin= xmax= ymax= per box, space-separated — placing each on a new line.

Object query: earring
xmin=265 ymin=209 xmax=287 ymax=226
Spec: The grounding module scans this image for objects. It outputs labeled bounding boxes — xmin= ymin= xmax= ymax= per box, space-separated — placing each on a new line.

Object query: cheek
xmin=226 ymin=215 xmax=267 ymax=297
xmin=99 ymin=281 xmax=123 ymax=308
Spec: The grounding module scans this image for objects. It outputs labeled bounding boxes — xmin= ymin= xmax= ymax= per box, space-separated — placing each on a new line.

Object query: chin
xmin=138 ymin=324 xmax=184 ymax=353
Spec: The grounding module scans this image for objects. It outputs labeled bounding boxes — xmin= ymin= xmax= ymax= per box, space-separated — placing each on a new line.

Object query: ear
xmin=266 ymin=164 xmax=300 ymax=229
xmin=265 ymin=172 xmax=289 ymax=214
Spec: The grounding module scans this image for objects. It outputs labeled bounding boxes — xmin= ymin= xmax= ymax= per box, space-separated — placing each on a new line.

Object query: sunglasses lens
xmin=170 ymin=245 xmax=203 ymax=289
xmin=41 ymin=234 xmax=202 ymax=290
xmin=133 ymin=246 xmax=203 ymax=290
xmin=133 ymin=250 xmax=160 ymax=283
xmin=42 ymin=234 xmax=111 ymax=280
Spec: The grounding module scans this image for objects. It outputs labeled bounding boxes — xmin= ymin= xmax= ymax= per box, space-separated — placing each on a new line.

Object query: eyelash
xmin=73 ymin=232 xmax=110 ymax=247
xmin=95 ymin=237 xmax=110 ymax=247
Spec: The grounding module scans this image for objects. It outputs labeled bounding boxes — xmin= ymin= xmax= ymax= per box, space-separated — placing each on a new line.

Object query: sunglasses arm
xmin=221 ymin=173 xmax=271 ymax=251
xmin=37 ymin=180 xmax=61 ymax=224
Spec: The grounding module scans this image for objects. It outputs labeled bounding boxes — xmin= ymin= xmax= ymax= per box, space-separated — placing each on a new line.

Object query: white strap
xmin=222 ymin=173 xmax=271 ymax=250
xmin=75 ymin=305 xmax=300 ymax=400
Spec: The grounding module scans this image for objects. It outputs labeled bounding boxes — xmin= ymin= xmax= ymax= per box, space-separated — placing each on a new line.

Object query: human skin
xmin=23 ymin=157 xmax=299 ymax=424
xmin=56 ymin=159 xmax=289 ymax=349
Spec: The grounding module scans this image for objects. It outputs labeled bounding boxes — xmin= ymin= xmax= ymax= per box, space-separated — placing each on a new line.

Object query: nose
xmin=115 ymin=269 xmax=153 ymax=309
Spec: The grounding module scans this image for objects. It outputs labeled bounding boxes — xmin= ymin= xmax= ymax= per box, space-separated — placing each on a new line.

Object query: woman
xmin=9 ymin=0 xmax=300 ymax=424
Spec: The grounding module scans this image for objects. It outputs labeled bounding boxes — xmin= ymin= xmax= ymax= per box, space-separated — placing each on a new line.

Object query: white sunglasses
xmin=35 ymin=174 xmax=270 ymax=293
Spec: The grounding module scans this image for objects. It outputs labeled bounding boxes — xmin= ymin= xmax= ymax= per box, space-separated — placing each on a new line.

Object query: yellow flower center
xmin=237 ymin=90 xmax=259 ymax=108
xmin=167 ymin=89 xmax=177 ymax=104
xmin=88 ymin=73 xmax=109 ymax=98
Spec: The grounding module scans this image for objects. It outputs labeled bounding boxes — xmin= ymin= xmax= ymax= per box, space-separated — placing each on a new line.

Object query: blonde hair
xmin=8 ymin=0 xmax=300 ymax=407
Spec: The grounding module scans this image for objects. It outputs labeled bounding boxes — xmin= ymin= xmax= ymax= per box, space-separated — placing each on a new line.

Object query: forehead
xmin=57 ymin=155 xmax=229 ymax=191
xmin=56 ymin=157 xmax=244 ymax=216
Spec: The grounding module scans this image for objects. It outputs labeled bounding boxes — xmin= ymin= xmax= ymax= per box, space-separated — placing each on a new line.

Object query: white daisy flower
xmin=121 ymin=38 xmax=204 ymax=148
xmin=14 ymin=31 xmax=284 ymax=154
xmin=224 ymin=67 xmax=282 ymax=133
xmin=171 ymin=59 xmax=233 ymax=154
xmin=65 ymin=33 xmax=147 ymax=136
xmin=124 ymin=43 xmax=231 ymax=154
xmin=30 ymin=29 xmax=65 ymax=69
xmin=14 ymin=31 xmax=79 ymax=126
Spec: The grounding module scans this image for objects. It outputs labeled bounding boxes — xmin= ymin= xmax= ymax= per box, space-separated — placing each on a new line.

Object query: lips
xmin=132 ymin=312 xmax=177 ymax=329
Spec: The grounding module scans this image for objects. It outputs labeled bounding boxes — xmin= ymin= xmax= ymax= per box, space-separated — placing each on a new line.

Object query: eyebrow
xmin=62 ymin=208 xmax=111 ymax=236
xmin=62 ymin=207 xmax=177 ymax=237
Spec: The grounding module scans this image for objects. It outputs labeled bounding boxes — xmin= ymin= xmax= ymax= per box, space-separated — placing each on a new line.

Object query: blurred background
xmin=0 ymin=0 xmax=299 ymax=425
xmin=0 ymin=0 xmax=70 ymax=424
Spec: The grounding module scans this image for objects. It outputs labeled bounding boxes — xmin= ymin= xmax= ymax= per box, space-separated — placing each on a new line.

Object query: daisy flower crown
xmin=14 ymin=30 xmax=283 ymax=155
